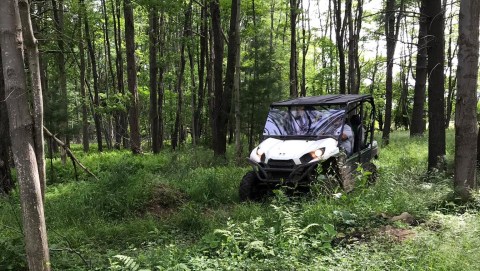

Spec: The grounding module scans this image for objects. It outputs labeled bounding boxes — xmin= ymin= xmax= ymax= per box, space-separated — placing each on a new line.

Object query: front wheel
xmin=239 ymin=171 xmax=265 ymax=202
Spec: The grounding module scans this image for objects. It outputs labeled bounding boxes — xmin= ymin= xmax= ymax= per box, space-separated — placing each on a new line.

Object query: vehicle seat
xmin=350 ymin=114 xmax=365 ymax=152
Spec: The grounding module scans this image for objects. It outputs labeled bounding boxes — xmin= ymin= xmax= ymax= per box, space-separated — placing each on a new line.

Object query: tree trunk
xmin=222 ymin=0 xmax=239 ymax=152
xmin=249 ymin=0 xmax=259 ymax=150
xmin=124 ymin=0 xmax=142 ymax=154
xmin=289 ymin=0 xmax=298 ymax=97
xmin=353 ymin=0 xmax=363 ymax=94
xmin=101 ymin=0 xmax=116 ymax=150
xmin=112 ymin=0 xmax=127 ymax=149
xmin=398 ymin=61 xmax=410 ymax=129
xmin=188 ymin=32 xmax=196 ymax=145
xmin=206 ymin=14 xmax=214 ymax=148
xmin=157 ymin=12 xmax=165 ymax=150
xmin=377 ymin=108 xmax=384 ymax=131
xmin=194 ymin=3 xmax=207 ymax=143
xmin=234 ymin=0 xmax=242 ymax=162
xmin=101 ymin=0 xmax=116 ymax=101
xmin=51 ymin=0 xmax=68 ymax=146
xmin=0 ymin=0 xmax=50 ymax=268
xmin=445 ymin=1 xmax=457 ymax=129
xmin=410 ymin=0 xmax=428 ymax=137
xmin=78 ymin=0 xmax=89 ymax=152
xmin=382 ymin=0 xmax=403 ymax=145
xmin=19 ymin=0 xmax=46 ymax=198
xmin=455 ymin=0 xmax=478 ymax=201
xmin=270 ymin=1 xmax=275 ymax=64
xmin=210 ymin=0 xmax=226 ymax=156
xmin=333 ymin=0 xmax=346 ymax=94
xmin=82 ymin=0 xmax=103 ymax=152
xmin=0 ymin=46 xmax=13 ymax=195
xmin=369 ymin=39 xmax=380 ymax=95
xmin=426 ymin=0 xmax=446 ymax=170
xmin=300 ymin=0 xmax=310 ymax=97
xmin=172 ymin=2 xmax=191 ymax=150
xmin=346 ymin=0 xmax=356 ymax=94
xmin=149 ymin=8 xmax=159 ymax=153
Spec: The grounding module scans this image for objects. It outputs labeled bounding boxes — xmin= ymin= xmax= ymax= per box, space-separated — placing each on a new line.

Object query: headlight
xmin=310 ymin=147 xmax=325 ymax=159
xmin=256 ymin=147 xmax=266 ymax=162
xmin=301 ymin=147 xmax=326 ymax=164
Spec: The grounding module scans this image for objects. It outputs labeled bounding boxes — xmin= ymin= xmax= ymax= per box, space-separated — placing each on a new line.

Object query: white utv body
xmin=240 ymin=94 xmax=379 ymax=201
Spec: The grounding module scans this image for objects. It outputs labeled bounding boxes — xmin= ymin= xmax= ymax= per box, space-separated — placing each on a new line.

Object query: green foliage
xmin=316 ymin=212 xmax=480 ymax=271
xmin=2 ymin=130 xmax=480 ymax=270
xmin=190 ymin=197 xmax=336 ymax=269
xmin=0 ymin=194 xmax=24 ymax=269
xmin=110 ymin=255 xmax=143 ymax=271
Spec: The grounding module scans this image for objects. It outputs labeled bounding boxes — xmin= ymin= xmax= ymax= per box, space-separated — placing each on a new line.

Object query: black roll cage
xmin=265 ymin=94 xmax=376 ymax=149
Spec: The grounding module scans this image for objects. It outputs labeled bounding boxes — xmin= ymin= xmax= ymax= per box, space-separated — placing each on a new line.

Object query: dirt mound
xmin=377 ymin=225 xmax=415 ymax=242
xmin=146 ymin=184 xmax=188 ymax=217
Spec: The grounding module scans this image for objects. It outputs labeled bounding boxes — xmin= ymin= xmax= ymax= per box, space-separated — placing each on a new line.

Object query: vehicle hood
xmin=250 ymin=137 xmax=339 ymax=165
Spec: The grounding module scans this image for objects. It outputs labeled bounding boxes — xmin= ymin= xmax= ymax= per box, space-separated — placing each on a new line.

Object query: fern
xmin=110 ymin=255 xmax=149 ymax=271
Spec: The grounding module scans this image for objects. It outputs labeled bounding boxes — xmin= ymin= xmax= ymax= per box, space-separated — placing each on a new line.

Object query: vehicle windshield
xmin=263 ymin=105 xmax=346 ymax=138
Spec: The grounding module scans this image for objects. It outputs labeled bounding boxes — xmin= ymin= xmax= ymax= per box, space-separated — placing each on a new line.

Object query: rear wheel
xmin=239 ymin=171 xmax=265 ymax=201
xmin=320 ymin=159 xmax=344 ymax=194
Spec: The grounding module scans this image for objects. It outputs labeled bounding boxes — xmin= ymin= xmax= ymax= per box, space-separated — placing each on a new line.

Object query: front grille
xmin=267 ymin=159 xmax=296 ymax=169
xmin=269 ymin=171 xmax=291 ymax=180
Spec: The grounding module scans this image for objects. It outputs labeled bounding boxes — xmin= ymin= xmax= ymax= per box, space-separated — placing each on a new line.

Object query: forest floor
xmin=2 ymin=130 xmax=480 ymax=270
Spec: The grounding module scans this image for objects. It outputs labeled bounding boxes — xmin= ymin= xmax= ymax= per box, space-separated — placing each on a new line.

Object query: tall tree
xmin=444 ymin=0 xmax=457 ymax=128
xmin=346 ymin=0 xmax=356 ymax=94
xmin=19 ymin=0 xmax=46 ymax=198
xmin=382 ymin=0 xmax=403 ymax=145
xmin=188 ymin=20 xmax=197 ymax=146
xmin=194 ymin=4 xmax=207 ymax=143
xmin=82 ymin=0 xmax=103 ymax=152
xmin=289 ymin=0 xmax=299 ymax=97
xmin=51 ymin=0 xmax=69 ymax=145
xmin=206 ymin=3 xmax=214 ymax=149
xmin=0 ymin=0 xmax=50 ymax=268
xmin=352 ymin=0 xmax=363 ymax=94
xmin=210 ymin=0 xmax=225 ymax=156
xmin=78 ymin=0 xmax=89 ymax=152
xmin=157 ymin=12 xmax=165 ymax=150
xmin=234 ymin=0 xmax=242 ymax=162
xmin=113 ymin=0 xmax=128 ymax=149
xmin=172 ymin=2 xmax=191 ymax=150
xmin=454 ymin=0 xmax=479 ymax=201
xmin=0 ymin=46 xmax=13 ymax=195
xmin=224 ymin=0 xmax=240 ymax=148
xmin=124 ymin=0 xmax=142 ymax=154
xmin=101 ymin=0 xmax=116 ymax=149
xmin=300 ymin=0 xmax=311 ymax=97
xmin=426 ymin=0 xmax=446 ymax=170
xmin=248 ymin=0 xmax=259 ymax=151
xmin=149 ymin=7 xmax=160 ymax=153
xmin=410 ymin=0 xmax=428 ymax=137
xmin=333 ymin=0 xmax=347 ymax=94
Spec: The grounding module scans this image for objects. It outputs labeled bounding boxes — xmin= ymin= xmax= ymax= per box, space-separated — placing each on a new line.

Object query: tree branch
xmin=43 ymin=127 xmax=99 ymax=181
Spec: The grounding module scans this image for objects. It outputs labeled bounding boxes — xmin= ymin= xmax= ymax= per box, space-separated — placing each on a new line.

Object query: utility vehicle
xmin=239 ymin=94 xmax=379 ymax=201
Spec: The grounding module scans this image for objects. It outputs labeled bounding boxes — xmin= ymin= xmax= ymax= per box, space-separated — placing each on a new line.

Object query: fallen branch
xmin=43 ymin=127 xmax=99 ymax=181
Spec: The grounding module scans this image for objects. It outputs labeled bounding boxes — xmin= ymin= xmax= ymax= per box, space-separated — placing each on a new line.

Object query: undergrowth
xmin=2 ymin=130 xmax=480 ymax=270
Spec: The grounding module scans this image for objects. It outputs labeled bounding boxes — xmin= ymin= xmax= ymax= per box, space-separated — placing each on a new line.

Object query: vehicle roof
xmin=270 ymin=94 xmax=373 ymax=107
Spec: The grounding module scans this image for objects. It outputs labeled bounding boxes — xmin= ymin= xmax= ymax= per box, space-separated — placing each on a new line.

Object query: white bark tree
xmin=0 ymin=0 xmax=50 ymax=269
xmin=454 ymin=0 xmax=479 ymax=201
xmin=18 ymin=0 xmax=46 ymax=199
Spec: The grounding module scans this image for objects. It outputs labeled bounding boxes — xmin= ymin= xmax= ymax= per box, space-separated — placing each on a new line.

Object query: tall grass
xmin=1 ymin=130 xmax=479 ymax=270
